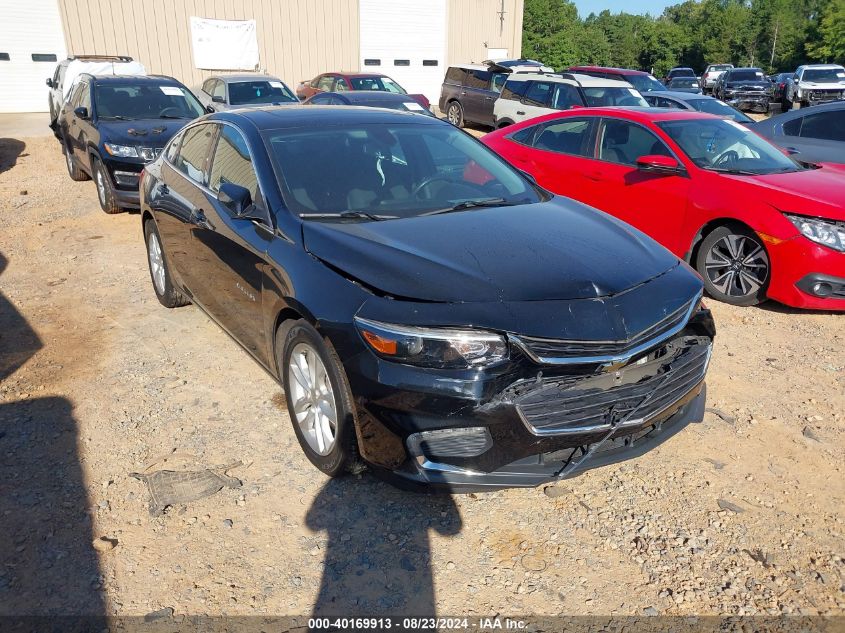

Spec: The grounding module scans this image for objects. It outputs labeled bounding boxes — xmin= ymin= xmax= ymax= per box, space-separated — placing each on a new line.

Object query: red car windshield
xmin=658 ymin=118 xmax=801 ymax=175
xmin=349 ymin=76 xmax=407 ymax=94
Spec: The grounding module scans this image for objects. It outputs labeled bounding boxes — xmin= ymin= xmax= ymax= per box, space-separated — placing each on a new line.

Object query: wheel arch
xmin=496 ymin=119 xmax=514 ymax=129
xmin=686 ymin=217 xmax=761 ymax=266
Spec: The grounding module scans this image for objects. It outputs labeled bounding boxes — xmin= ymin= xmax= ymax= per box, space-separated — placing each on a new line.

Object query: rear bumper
xmin=765 ymin=235 xmax=845 ymax=310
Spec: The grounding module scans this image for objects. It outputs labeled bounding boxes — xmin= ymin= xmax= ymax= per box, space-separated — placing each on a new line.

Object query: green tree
xmin=807 ymin=0 xmax=845 ymax=62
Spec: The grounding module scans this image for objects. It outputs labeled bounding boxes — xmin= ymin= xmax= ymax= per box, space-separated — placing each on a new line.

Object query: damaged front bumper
xmin=725 ymin=93 xmax=769 ymax=111
xmin=341 ymin=299 xmax=715 ymax=492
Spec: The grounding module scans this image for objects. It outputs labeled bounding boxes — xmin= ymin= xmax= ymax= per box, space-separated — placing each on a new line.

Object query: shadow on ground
xmin=0 ymin=138 xmax=26 ymax=176
xmin=306 ymin=476 xmax=462 ymax=615
xmin=0 ymin=251 xmax=105 ymax=616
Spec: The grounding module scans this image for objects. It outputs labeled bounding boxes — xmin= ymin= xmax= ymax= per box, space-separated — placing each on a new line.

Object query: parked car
xmin=303 ymin=90 xmax=435 ymax=116
xmin=750 ymin=101 xmax=845 ymax=166
xmin=482 ymin=108 xmax=845 ymax=311
xmin=768 ymin=72 xmax=793 ymax=108
xmin=46 ymin=55 xmax=143 ymax=131
xmin=438 ymin=59 xmax=553 ymax=128
xmin=784 ymin=64 xmax=845 ymax=109
xmin=700 ymin=64 xmax=733 ymax=94
xmin=667 ymin=77 xmax=702 ymax=94
xmin=643 ymin=91 xmax=754 ymax=125
xmin=139 ymin=106 xmax=714 ymax=490
xmin=568 ymin=66 xmax=667 ymax=93
xmin=494 ymin=72 xmax=647 ymax=128
xmin=195 ymin=74 xmax=298 ymax=111
xmin=59 ymin=74 xmax=206 ymax=214
xmin=295 ymin=72 xmax=430 ymax=110
xmin=713 ymin=67 xmax=770 ymax=112
xmin=663 ymin=67 xmax=696 ymax=85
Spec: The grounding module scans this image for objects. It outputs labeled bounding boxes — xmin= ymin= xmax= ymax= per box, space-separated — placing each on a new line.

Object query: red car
xmin=482 ymin=108 xmax=845 ymax=310
xmin=295 ymin=72 xmax=430 ymax=109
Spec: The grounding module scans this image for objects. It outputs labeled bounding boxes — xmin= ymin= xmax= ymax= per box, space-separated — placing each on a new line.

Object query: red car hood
xmin=739 ymin=166 xmax=845 ymax=221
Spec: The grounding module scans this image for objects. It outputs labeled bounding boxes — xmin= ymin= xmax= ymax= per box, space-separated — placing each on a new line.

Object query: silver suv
xmin=493 ymin=73 xmax=648 ymax=129
xmin=785 ymin=64 xmax=845 ymax=109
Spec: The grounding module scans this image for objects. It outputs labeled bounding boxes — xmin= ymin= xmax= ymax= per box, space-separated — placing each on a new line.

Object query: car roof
xmin=799 ymin=64 xmax=845 ymax=69
xmin=727 ymin=67 xmax=764 ymax=72
xmin=755 ymin=99 xmax=845 ymax=128
xmin=448 ymin=64 xmax=495 ymax=72
xmin=212 ymin=74 xmax=284 ymax=83
xmin=84 ymin=74 xmax=180 ymax=85
xmin=505 ymin=72 xmax=634 ymax=87
xmin=318 ymin=91 xmax=418 ymax=103
xmin=525 ymin=107 xmax=719 ymax=126
xmin=210 ymin=104 xmax=443 ymax=130
xmin=569 ymin=66 xmax=651 ymax=76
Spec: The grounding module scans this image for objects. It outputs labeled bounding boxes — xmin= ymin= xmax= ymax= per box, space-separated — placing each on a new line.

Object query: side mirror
xmin=74 ymin=106 xmax=89 ymax=119
xmin=212 ymin=95 xmax=225 ymax=104
xmin=636 ymin=154 xmax=683 ymax=174
xmin=46 ymin=78 xmax=54 ymax=88
xmin=205 ymin=105 xmax=215 ymax=114
xmin=218 ymin=182 xmax=252 ymax=215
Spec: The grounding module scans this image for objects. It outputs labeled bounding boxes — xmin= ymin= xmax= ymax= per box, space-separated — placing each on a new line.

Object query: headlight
xmin=785 ymin=213 xmax=845 ymax=252
xmin=354 ymin=317 xmax=507 ymax=368
xmin=104 ymin=143 xmax=138 ymax=158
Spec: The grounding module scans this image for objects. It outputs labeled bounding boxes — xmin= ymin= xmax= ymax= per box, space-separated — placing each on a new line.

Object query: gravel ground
xmin=0 ymin=134 xmax=842 ymax=619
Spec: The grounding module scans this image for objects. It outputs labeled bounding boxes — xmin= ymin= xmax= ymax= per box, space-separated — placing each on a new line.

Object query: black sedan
xmin=303 ymin=90 xmax=435 ymax=116
xmin=139 ymin=107 xmax=715 ymax=491
xmin=750 ymin=101 xmax=845 ymax=166
xmin=59 ymin=74 xmax=206 ymax=213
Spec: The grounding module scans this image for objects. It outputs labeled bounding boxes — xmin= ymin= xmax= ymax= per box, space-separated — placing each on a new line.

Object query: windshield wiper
xmin=704 ymin=167 xmax=759 ymax=176
xmin=100 ymin=115 xmax=132 ymax=121
xmin=158 ymin=114 xmax=185 ymax=119
xmin=421 ymin=197 xmax=511 ymax=216
xmin=299 ymin=211 xmax=398 ymax=221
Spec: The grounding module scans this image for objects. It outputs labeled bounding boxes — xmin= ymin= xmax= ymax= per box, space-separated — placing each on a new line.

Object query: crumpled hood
xmin=97 ymin=119 xmax=188 ymax=147
xmin=730 ymin=167 xmax=845 ymax=221
xmin=303 ymin=198 xmax=680 ymax=303
xmin=725 ymin=81 xmax=769 ymax=91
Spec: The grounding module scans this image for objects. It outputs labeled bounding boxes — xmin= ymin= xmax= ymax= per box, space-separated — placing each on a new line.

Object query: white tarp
xmin=189 ymin=17 xmax=259 ymax=70
xmin=62 ymin=60 xmax=146 ymax=101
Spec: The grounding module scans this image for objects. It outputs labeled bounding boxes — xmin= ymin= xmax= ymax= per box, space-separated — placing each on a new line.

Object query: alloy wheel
xmin=447 ymin=104 xmax=460 ymax=125
xmin=287 ymin=342 xmax=337 ymax=456
xmin=147 ymin=231 xmax=166 ymax=295
xmin=704 ymin=233 xmax=769 ymax=298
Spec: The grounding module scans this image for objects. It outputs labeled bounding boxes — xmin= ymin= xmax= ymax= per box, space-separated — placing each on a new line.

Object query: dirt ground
xmin=0 ymin=131 xmax=843 ymax=620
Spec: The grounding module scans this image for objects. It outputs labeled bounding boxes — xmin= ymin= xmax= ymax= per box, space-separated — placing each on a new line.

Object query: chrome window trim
xmin=510 ymin=292 xmax=701 ymax=366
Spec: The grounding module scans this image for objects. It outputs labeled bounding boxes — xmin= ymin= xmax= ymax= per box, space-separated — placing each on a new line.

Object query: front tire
xmin=144 ymin=219 xmax=189 ymax=308
xmin=696 ymin=225 xmax=769 ymax=307
xmin=93 ymin=157 xmax=121 ymax=214
xmin=446 ymin=101 xmax=465 ymax=128
xmin=277 ymin=320 xmax=358 ymax=477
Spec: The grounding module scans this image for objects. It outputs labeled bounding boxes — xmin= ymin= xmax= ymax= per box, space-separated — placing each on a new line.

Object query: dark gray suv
xmin=439 ymin=60 xmax=551 ymax=128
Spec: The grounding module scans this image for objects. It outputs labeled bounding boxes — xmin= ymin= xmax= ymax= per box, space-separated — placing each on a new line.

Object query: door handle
xmin=516 ymin=110 xmax=525 ymax=115
xmin=485 ymin=96 xmax=493 ymax=100
xmin=784 ymin=147 xmax=800 ymax=155
xmin=190 ymin=209 xmax=214 ymax=230
xmin=586 ymin=170 xmax=604 ymax=182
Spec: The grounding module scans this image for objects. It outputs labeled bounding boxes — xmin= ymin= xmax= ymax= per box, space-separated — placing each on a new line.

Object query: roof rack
xmin=69 ymin=54 xmax=134 ymax=62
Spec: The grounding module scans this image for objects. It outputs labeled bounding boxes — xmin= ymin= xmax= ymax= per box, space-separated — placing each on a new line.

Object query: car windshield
xmin=672 ymin=69 xmax=695 ymax=77
xmin=626 ymin=74 xmax=667 ymax=93
xmin=228 ymin=80 xmax=297 ymax=105
xmin=685 ymin=98 xmax=753 ymax=124
xmin=728 ymin=70 xmax=765 ymax=82
xmin=802 ymin=68 xmax=845 ymax=83
xmin=349 ymin=76 xmax=407 ymax=94
xmin=94 ymin=83 xmax=205 ymax=120
xmin=669 ymin=78 xmax=700 ymax=89
xmin=582 ymin=87 xmax=648 ymax=107
xmin=264 ymin=123 xmax=541 ymax=218
xmin=658 ymin=118 xmax=801 ymax=175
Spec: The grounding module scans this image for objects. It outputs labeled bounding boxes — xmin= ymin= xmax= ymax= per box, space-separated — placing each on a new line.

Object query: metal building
xmin=0 ymin=0 xmax=524 ymax=112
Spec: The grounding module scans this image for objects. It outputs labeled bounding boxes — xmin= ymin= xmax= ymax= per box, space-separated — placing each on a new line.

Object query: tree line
xmin=522 ymin=0 xmax=845 ymax=77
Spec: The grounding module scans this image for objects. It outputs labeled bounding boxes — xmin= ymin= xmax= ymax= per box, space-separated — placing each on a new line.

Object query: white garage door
xmin=0 ymin=0 xmax=67 ymax=113
xmin=359 ymin=0 xmax=447 ymax=107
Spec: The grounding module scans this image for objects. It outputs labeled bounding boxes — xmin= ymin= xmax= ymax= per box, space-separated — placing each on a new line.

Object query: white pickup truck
xmin=785 ymin=64 xmax=845 ymax=109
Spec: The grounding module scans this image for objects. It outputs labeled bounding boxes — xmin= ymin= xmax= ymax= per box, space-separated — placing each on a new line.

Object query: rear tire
xmin=277 ymin=320 xmax=359 ymax=478
xmin=93 ymin=158 xmax=121 ymax=214
xmin=144 ymin=219 xmax=189 ymax=308
xmin=64 ymin=143 xmax=89 ymax=182
xmin=446 ymin=101 xmax=465 ymax=128
xmin=696 ymin=225 xmax=769 ymax=307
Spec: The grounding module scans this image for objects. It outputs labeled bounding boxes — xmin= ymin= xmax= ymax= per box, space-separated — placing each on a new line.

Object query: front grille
xmin=514 ymin=337 xmax=710 ymax=436
xmin=515 ymin=297 xmax=696 ymax=361
xmin=808 ymin=90 xmax=844 ymax=101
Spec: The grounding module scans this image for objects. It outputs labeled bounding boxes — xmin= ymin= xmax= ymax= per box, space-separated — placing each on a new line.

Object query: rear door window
xmin=551 ymin=83 xmax=582 ymax=110
xmin=173 ymin=124 xmax=215 ymax=184
xmin=464 ymin=70 xmax=492 ymax=91
xmin=317 ymin=76 xmax=335 ymax=91
xmin=788 ymin=110 xmax=845 ymax=142
xmin=531 ymin=118 xmax=596 ymax=157
xmin=501 ymin=80 xmax=529 ymax=102
xmin=523 ymin=82 xmax=553 ymax=107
